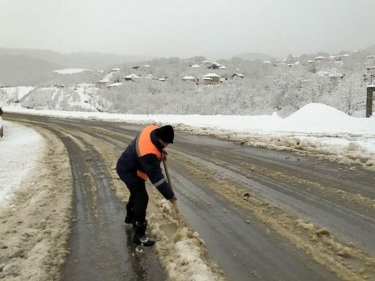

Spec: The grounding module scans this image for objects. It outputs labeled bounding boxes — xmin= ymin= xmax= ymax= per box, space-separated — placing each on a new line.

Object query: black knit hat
xmin=155 ymin=125 xmax=174 ymax=143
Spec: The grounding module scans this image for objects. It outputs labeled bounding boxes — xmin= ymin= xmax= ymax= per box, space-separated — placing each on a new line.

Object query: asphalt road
xmin=5 ymin=112 xmax=375 ymax=281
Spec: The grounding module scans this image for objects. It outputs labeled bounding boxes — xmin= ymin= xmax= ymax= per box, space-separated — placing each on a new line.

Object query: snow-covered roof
xmin=107 ymin=83 xmax=122 ymax=87
xmin=191 ymin=64 xmax=200 ymax=68
xmin=182 ymin=76 xmax=196 ymax=80
xmin=219 ymin=66 xmax=226 ymax=69
xmin=329 ymin=73 xmax=344 ymax=78
xmin=125 ymin=74 xmax=141 ymax=79
xmin=204 ymin=73 xmax=220 ymax=78
xmin=263 ymin=61 xmax=272 ymax=64
xmin=111 ymin=68 xmax=120 ymax=72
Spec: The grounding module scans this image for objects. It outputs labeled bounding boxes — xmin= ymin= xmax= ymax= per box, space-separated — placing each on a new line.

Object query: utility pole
xmin=367 ymin=85 xmax=374 ymax=118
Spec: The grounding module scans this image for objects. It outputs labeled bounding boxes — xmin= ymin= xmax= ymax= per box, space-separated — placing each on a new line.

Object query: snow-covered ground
xmin=0 ymin=103 xmax=374 ymax=280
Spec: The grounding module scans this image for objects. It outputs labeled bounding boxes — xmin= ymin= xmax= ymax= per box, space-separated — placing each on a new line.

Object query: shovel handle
xmin=162 ymin=159 xmax=182 ymax=227
xmin=162 ymin=159 xmax=173 ymax=189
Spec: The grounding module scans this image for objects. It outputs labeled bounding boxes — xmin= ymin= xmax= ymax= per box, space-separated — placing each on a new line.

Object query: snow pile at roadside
xmin=284 ymin=103 xmax=374 ymax=134
xmin=149 ymin=198 xmax=226 ymax=281
xmin=0 ymin=121 xmax=44 ymax=205
xmin=0 ymin=123 xmax=73 ymax=281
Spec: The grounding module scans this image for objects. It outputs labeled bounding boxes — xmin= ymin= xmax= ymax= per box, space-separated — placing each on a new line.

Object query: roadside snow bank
xmin=284 ymin=103 xmax=374 ymax=134
xmin=0 ymin=126 xmax=73 ymax=281
xmin=0 ymin=121 xmax=44 ymax=205
xmin=149 ymin=198 xmax=226 ymax=281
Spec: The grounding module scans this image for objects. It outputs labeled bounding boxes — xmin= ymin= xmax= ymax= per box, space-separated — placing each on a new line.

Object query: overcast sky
xmin=0 ymin=0 xmax=373 ymax=59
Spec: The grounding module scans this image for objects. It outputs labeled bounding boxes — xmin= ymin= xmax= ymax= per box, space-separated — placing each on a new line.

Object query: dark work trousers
xmin=123 ymin=179 xmax=149 ymax=223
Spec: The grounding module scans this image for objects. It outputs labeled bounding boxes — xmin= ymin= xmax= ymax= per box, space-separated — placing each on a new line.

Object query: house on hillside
xmin=315 ymin=56 xmax=327 ymax=62
xmin=202 ymin=73 xmax=221 ymax=85
xmin=202 ymin=60 xmax=216 ymax=68
xmin=95 ymin=79 xmax=108 ymax=88
xmin=230 ymin=73 xmax=244 ymax=79
xmin=209 ymin=63 xmax=220 ymax=70
xmin=182 ymin=76 xmax=197 ymax=82
xmin=124 ymin=74 xmax=141 ymax=81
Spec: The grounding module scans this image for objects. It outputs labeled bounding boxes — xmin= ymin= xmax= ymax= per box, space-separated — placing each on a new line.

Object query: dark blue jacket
xmin=116 ymin=127 xmax=174 ymax=200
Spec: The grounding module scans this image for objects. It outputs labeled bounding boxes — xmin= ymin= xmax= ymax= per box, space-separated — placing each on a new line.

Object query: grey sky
xmin=0 ymin=0 xmax=373 ymax=59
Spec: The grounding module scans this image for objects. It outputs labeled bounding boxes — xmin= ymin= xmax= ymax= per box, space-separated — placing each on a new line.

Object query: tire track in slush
xmin=169 ymin=140 xmax=375 ymax=256
xmin=166 ymin=161 xmax=341 ymax=281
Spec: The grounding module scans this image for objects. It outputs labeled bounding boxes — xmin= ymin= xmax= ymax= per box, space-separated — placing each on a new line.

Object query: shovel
xmin=162 ymin=159 xmax=183 ymax=228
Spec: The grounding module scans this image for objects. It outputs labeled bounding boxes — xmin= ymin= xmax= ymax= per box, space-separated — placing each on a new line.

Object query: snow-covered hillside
xmin=1 ymin=52 xmax=374 ymax=118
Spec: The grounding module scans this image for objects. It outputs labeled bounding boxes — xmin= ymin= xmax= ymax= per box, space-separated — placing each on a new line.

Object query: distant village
xmin=91 ymin=60 xmax=245 ymax=89
xmin=55 ymin=52 xmax=375 ymax=90
xmin=2 ymin=49 xmax=375 ymax=91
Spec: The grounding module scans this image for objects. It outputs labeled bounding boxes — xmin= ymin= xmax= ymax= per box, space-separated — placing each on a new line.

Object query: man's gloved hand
xmin=161 ymin=150 xmax=168 ymax=162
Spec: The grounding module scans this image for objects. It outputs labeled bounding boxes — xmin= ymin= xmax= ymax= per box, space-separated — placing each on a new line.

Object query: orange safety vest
xmin=135 ymin=125 xmax=162 ymax=180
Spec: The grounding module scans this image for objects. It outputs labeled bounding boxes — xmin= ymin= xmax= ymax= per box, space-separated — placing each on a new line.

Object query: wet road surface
xmin=5 ymin=112 xmax=375 ymax=281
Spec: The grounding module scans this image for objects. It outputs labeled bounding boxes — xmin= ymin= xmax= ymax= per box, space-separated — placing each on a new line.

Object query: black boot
xmin=133 ymin=221 xmax=155 ymax=246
